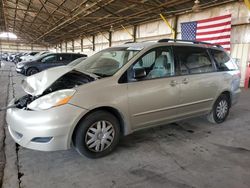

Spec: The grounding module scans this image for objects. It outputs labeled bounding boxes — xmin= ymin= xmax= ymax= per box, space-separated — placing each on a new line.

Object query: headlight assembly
xmin=27 ymin=89 xmax=76 ymax=111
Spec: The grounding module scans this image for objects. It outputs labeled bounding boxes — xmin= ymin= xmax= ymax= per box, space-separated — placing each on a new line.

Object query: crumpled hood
xmin=22 ymin=66 xmax=74 ymax=96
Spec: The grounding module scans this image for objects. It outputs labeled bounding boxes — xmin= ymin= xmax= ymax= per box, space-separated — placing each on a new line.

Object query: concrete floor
xmin=1 ymin=61 xmax=250 ymax=188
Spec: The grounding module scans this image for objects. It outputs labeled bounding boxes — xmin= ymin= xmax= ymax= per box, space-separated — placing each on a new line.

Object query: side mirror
xmin=133 ymin=68 xmax=146 ymax=79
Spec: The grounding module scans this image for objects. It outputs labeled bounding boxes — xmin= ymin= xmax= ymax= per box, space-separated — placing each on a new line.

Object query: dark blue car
xmin=16 ymin=53 xmax=87 ymax=76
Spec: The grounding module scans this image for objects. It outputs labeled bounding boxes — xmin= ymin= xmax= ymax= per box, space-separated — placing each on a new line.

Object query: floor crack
xmin=16 ymin=143 xmax=23 ymax=187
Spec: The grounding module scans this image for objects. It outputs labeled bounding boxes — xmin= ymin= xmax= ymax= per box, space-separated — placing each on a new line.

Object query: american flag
xmin=181 ymin=14 xmax=232 ymax=52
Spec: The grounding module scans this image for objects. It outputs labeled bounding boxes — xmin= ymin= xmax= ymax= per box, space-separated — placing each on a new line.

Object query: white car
xmin=20 ymin=51 xmax=49 ymax=62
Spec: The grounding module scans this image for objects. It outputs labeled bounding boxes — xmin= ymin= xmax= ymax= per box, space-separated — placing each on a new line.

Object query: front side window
xmin=41 ymin=55 xmax=56 ymax=63
xmin=175 ymin=46 xmax=214 ymax=75
xmin=210 ymin=49 xmax=238 ymax=71
xmin=129 ymin=46 xmax=175 ymax=81
xmin=75 ymin=47 xmax=141 ymax=77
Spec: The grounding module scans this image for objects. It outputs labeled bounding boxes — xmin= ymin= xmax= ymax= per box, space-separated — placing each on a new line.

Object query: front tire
xmin=73 ymin=111 xmax=120 ymax=158
xmin=26 ymin=67 xmax=39 ymax=76
xmin=208 ymin=94 xmax=230 ymax=124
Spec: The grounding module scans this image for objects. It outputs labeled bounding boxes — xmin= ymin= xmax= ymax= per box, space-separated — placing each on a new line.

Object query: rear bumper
xmin=231 ymin=88 xmax=241 ymax=106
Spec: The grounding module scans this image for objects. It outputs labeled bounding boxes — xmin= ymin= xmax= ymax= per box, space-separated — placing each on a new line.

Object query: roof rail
xmin=124 ymin=41 xmax=135 ymax=44
xmin=157 ymin=38 xmax=223 ymax=49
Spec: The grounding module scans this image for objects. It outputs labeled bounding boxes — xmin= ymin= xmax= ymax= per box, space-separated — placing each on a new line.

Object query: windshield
xmin=75 ymin=47 xmax=141 ymax=77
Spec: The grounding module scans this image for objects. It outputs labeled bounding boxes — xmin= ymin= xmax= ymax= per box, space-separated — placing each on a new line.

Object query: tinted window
xmin=58 ymin=54 xmax=72 ymax=61
xmin=130 ymin=46 xmax=175 ymax=80
xmin=30 ymin=52 xmax=38 ymax=56
xmin=210 ymin=49 xmax=238 ymax=71
xmin=72 ymin=54 xmax=86 ymax=60
xmin=175 ymin=46 xmax=214 ymax=75
xmin=41 ymin=55 xmax=57 ymax=63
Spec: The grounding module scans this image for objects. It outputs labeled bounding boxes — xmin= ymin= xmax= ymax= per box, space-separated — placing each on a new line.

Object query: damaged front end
xmin=14 ymin=66 xmax=96 ymax=110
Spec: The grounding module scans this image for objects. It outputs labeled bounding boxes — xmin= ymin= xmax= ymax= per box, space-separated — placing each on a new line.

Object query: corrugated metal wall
xmin=231 ymin=43 xmax=250 ymax=86
xmin=0 ymin=40 xmax=48 ymax=52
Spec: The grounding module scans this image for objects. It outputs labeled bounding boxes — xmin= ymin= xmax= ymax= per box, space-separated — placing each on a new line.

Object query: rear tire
xmin=73 ymin=111 xmax=120 ymax=158
xmin=207 ymin=94 xmax=230 ymax=124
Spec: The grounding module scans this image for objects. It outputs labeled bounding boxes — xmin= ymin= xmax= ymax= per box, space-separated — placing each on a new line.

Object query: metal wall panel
xmin=0 ymin=41 xmax=47 ymax=52
xmin=231 ymin=43 xmax=250 ymax=87
xmin=112 ymin=28 xmax=133 ymax=42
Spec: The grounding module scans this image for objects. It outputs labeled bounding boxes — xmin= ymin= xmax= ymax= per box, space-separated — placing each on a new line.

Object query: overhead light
xmin=0 ymin=32 xmax=17 ymax=39
xmin=192 ymin=0 xmax=201 ymax=12
xmin=109 ymin=25 xmax=114 ymax=32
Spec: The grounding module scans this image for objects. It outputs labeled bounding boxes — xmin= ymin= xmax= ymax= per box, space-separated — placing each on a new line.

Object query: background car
xmin=20 ymin=51 xmax=50 ymax=62
xmin=19 ymin=52 xmax=39 ymax=62
xmin=68 ymin=56 xmax=87 ymax=67
xmin=16 ymin=53 xmax=87 ymax=76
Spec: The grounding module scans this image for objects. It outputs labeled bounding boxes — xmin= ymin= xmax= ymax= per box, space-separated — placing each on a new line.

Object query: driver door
xmin=127 ymin=46 xmax=181 ymax=130
xmin=40 ymin=54 xmax=58 ymax=71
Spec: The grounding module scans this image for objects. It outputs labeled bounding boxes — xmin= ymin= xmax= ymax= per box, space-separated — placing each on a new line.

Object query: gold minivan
xmin=7 ymin=39 xmax=241 ymax=158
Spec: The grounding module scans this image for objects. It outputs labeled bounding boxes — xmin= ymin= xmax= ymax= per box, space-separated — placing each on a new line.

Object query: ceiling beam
xmin=32 ymin=0 xmax=101 ymax=43
xmin=18 ymin=0 xmax=32 ymax=34
xmin=1 ymin=0 xmax=8 ymax=31
xmin=51 ymin=0 xmax=190 ymax=43
xmin=13 ymin=0 xmax=19 ymax=33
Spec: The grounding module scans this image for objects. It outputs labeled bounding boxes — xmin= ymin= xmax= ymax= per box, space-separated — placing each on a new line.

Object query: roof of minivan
xmin=115 ymin=40 xmax=225 ymax=51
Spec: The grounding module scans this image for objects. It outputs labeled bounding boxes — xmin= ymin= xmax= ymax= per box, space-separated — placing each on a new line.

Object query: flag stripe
xmin=196 ymin=28 xmax=231 ymax=36
xmin=215 ymin=41 xmax=230 ymax=45
xmin=196 ymin=35 xmax=230 ymax=41
xmin=197 ymin=17 xmax=231 ymax=27
xmin=197 ymin=21 xmax=231 ymax=30
xmin=196 ymin=31 xmax=231 ymax=39
xmin=197 ymin=25 xmax=231 ymax=33
xmin=197 ymin=14 xmax=231 ymax=24
xmin=201 ymin=38 xmax=230 ymax=43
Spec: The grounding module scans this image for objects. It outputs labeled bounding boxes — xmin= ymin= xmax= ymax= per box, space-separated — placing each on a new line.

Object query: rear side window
xmin=72 ymin=54 xmax=84 ymax=60
xmin=210 ymin=49 xmax=238 ymax=71
xmin=58 ymin=54 xmax=72 ymax=61
xmin=175 ymin=46 xmax=214 ymax=75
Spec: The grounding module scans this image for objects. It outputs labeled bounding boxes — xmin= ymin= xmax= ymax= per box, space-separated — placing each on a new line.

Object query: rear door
xmin=127 ymin=46 xmax=181 ymax=130
xmin=173 ymin=46 xmax=220 ymax=117
xmin=57 ymin=54 xmax=72 ymax=65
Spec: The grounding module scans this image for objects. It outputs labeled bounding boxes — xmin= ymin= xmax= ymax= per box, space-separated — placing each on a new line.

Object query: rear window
xmin=210 ymin=49 xmax=238 ymax=71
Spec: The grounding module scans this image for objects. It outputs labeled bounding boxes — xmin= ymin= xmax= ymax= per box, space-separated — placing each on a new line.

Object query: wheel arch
xmin=221 ymin=90 xmax=231 ymax=107
xmin=25 ymin=66 xmax=39 ymax=76
xmin=70 ymin=106 xmax=127 ymax=147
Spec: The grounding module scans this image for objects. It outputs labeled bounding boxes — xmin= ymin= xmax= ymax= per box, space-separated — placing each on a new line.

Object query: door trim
xmin=133 ymin=98 xmax=214 ymax=117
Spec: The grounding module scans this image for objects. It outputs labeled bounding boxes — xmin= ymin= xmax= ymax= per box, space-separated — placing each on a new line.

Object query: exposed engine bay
xmin=14 ymin=70 xmax=95 ymax=109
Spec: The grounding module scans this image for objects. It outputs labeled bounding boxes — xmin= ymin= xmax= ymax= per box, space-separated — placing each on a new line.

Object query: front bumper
xmin=16 ymin=67 xmax=25 ymax=74
xmin=6 ymin=99 xmax=87 ymax=151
